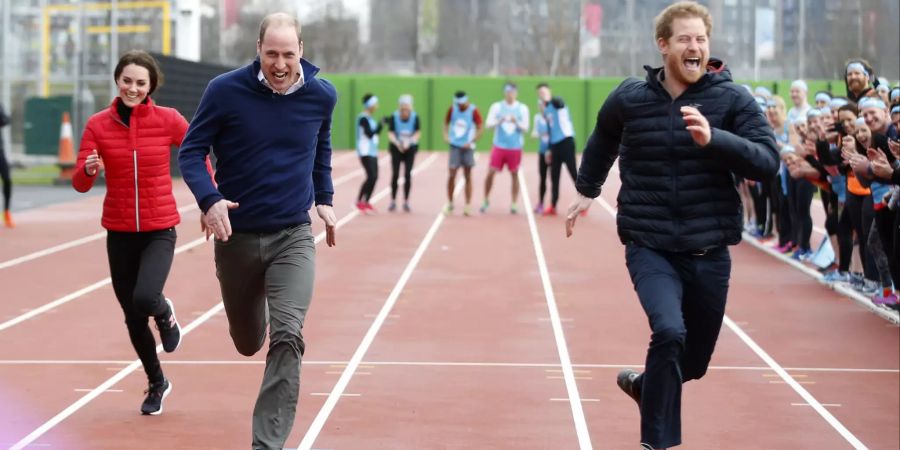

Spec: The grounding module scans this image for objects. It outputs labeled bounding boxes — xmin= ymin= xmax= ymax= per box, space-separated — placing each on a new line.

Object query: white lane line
xmin=792 ymin=403 xmax=841 ymax=407
xmin=309 ymin=393 xmax=360 ymax=397
xmin=296 ymin=155 xmax=457 ymax=450
xmin=0 ymin=204 xmax=198 ymax=271
xmin=7 ymin=302 xmax=226 ymax=450
xmin=723 ymin=316 xmax=867 ymax=449
xmin=551 ymin=398 xmax=600 ymax=402
xmin=0 ymin=158 xmax=397 ymax=334
xmin=1 ymin=359 xmax=897 ymax=374
xmin=519 ymin=171 xmax=593 ymax=450
xmin=5 ymin=157 xmax=438 ymax=450
xmin=74 ymin=388 xmax=122 ymax=393
xmin=595 ymin=188 xmax=869 ymax=449
xmin=0 ymin=237 xmax=206 ymax=332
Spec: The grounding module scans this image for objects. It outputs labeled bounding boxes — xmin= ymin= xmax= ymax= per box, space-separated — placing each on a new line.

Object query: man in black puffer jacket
xmin=565 ymin=2 xmax=778 ymax=449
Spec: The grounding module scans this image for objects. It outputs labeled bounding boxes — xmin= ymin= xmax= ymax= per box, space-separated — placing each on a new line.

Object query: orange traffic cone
xmin=55 ymin=112 xmax=76 ymax=184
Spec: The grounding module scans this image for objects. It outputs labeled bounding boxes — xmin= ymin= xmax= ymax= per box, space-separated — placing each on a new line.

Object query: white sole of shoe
xmin=147 ymin=380 xmax=173 ymax=416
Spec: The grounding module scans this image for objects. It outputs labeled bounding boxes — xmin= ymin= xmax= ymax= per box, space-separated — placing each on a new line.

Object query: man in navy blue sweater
xmin=178 ymin=12 xmax=336 ymax=450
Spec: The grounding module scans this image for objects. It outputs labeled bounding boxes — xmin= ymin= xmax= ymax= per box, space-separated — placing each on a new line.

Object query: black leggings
xmin=790 ymin=178 xmax=816 ymax=250
xmin=358 ymin=155 xmax=378 ymax=203
xmin=549 ymin=137 xmax=577 ymax=208
xmin=538 ymin=151 xmax=549 ymax=205
xmin=749 ymin=180 xmax=771 ymax=235
xmin=107 ymin=228 xmax=176 ymax=384
xmin=0 ymin=149 xmax=11 ymax=211
xmin=843 ymin=193 xmax=876 ymax=279
xmin=821 ymin=188 xmax=839 ymax=236
xmin=772 ymin=174 xmax=792 ymax=248
xmin=389 ymin=145 xmax=417 ymax=201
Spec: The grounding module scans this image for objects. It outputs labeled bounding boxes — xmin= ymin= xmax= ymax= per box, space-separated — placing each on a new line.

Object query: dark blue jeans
xmin=624 ymin=243 xmax=731 ymax=449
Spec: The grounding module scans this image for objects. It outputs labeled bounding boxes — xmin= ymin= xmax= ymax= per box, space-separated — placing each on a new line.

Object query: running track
xmin=0 ymin=151 xmax=897 ymax=449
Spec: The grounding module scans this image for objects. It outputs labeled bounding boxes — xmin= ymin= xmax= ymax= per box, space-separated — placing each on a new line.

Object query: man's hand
xmin=316 ymin=204 xmax=337 ymax=247
xmin=204 ymin=199 xmax=239 ymax=242
xmin=565 ymin=193 xmax=594 ymax=238
xmin=681 ymin=106 xmax=711 ymax=147
xmin=200 ymin=214 xmax=212 ymax=240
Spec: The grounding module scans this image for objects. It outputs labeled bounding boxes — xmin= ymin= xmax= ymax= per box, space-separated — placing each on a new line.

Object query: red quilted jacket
xmin=73 ymin=97 xmax=189 ymax=232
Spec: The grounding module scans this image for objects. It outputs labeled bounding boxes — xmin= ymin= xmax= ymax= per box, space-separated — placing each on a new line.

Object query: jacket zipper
xmin=133 ymin=150 xmax=140 ymax=232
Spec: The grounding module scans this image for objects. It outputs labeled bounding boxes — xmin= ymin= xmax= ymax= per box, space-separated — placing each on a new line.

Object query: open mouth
xmin=683 ymin=57 xmax=702 ymax=72
xmin=273 ymin=71 xmax=289 ymax=81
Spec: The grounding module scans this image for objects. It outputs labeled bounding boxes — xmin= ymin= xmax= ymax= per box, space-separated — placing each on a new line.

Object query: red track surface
xmin=0 ymin=152 xmax=896 ymax=450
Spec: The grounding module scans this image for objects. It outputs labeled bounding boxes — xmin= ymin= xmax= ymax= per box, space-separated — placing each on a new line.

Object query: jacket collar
xmin=108 ymin=96 xmax=154 ymax=122
xmin=643 ymin=57 xmax=732 ymax=95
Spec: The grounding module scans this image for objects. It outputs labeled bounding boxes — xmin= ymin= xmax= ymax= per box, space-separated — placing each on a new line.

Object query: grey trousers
xmin=214 ymin=223 xmax=316 ymax=450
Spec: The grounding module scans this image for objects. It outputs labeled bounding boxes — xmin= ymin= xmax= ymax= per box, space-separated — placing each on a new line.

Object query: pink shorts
xmin=489 ymin=146 xmax=523 ymax=172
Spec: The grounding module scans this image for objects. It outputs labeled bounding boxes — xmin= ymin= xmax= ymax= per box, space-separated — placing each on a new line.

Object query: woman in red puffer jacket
xmin=73 ymin=50 xmax=191 ymax=417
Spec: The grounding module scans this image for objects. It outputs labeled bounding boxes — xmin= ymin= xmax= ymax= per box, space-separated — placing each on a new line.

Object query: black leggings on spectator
xmin=538 ymin=152 xmax=549 ymax=206
xmin=358 ymin=155 xmax=378 ymax=203
xmin=389 ymin=145 xmax=417 ymax=201
xmin=843 ymin=193 xmax=877 ymax=279
xmin=790 ymin=178 xmax=816 ymax=250
xmin=0 ymin=150 xmax=11 ymax=211
xmin=750 ymin=180 xmax=772 ymax=236
xmin=549 ymin=137 xmax=577 ymax=208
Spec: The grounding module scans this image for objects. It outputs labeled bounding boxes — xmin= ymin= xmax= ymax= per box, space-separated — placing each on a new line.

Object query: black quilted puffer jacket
xmin=576 ymin=59 xmax=778 ymax=252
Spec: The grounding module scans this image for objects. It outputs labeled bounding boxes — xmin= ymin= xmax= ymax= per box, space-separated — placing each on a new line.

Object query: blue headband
xmin=806 ymin=108 xmax=822 ymax=118
xmin=455 ymin=95 xmax=468 ymax=105
xmin=791 ymin=80 xmax=808 ymax=92
xmin=819 ymin=106 xmax=832 ymax=115
xmin=815 ymin=93 xmax=831 ymax=103
xmin=365 ymin=96 xmax=378 ymax=108
xmin=398 ymin=94 xmax=412 ymax=106
xmin=891 ymin=106 xmax=900 ymax=115
xmin=503 ymin=84 xmax=517 ymax=93
xmin=846 ymin=62 xmax=868 ymax=76
xmin=855 ymin=117 xmax=867 ymax=127
xmin=754 ymin=86 xmax=772 ymax=97
xmin=792 ymin=116 xmax=807 ymax=126
xmin=891 ymin=88 xmax=900 ymax=101
xmin=859 ymin=97 xmax=887 ymax=110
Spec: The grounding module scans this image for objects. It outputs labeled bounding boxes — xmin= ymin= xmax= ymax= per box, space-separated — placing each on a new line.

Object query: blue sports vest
xmin=449 ymin=104 xmax=476 ymax=148
xmin=356 ymin=113 xmax=379 ymax=157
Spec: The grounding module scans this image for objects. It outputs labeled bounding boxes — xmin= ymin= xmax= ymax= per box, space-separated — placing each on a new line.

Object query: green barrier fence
xmin=323 ymin=74 xmax=846 ymax=152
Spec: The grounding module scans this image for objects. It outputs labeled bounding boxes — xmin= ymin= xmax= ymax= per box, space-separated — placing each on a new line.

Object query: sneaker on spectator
xmin=872 ymin=292 xmax=899 ymax=306
xmin=859 ymin=280 xmax=880 ymax=296
xmin=534 ymin=203 xmax=544 ymax=215
xmin=403 ymin=202 xmax=411 ymax=213
xmin=822 ymin=270 xmax=849 ymax=283
xmin=848 ymin=273 xmax=866 ymax=290
xmin=388 ymin=201 xmax=397 ymax=212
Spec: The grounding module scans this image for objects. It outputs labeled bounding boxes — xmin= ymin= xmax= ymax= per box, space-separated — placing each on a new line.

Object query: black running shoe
xmin=155 ymin=298 xmax=182 ymax=353
xmin=141 ymin=378 xmax=172 ymax=415
xmin=617 ymin=369 xmax=642 ymax=407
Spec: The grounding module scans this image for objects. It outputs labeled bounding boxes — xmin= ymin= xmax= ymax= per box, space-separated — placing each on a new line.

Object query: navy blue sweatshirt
xmin=178 ymin=58 xmax=337 ymax=232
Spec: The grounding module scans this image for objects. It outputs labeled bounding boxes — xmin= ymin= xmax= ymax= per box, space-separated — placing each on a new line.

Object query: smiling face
xmin=116 ymin=64 xmax=151 ymax=107
xmin=257 ymin=24 xmax=302 ymax=94
xmin=855 ymin=123 xmax=871 ymax=146
xmin=837 ymin=109 xmax=856 ymax=135
xmin=862 ymin=106 xmax=888 ymax=134
xmin=658 ymin=17 xmax=709 ymax=89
